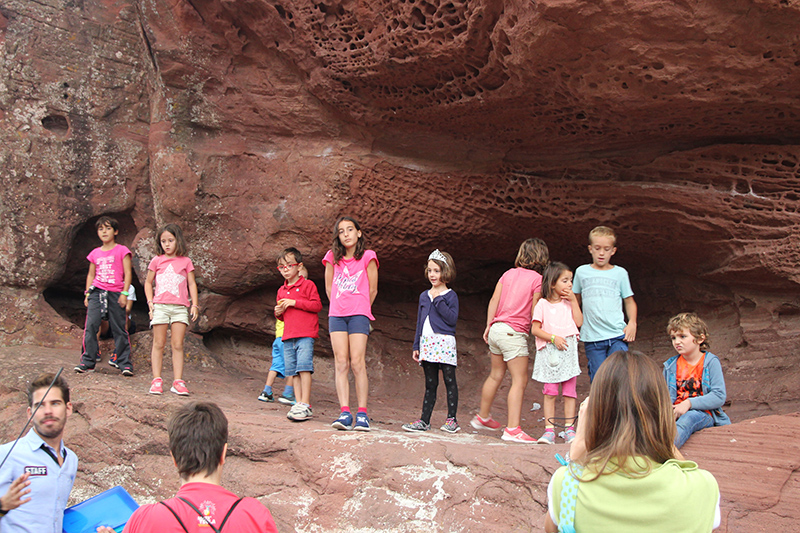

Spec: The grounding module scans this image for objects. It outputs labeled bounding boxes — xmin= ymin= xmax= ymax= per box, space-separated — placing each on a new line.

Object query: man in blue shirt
xmin=0 ymin=373 xmax=78 ymax=533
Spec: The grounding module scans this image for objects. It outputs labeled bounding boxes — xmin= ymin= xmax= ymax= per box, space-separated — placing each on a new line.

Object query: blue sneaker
xmin=332 ymin=411 xmax=354 ymax=430
xmin=278 ymin=393 xmax=296 ymax=406
xmin=354 ymin=412 xmax=371 ymax=432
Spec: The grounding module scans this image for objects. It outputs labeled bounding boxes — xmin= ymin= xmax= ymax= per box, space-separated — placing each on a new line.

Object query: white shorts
xmin=151 ymin=303 xmax=189 ymax=326
xmin=487 ymin=322 xmax=530 ymax=362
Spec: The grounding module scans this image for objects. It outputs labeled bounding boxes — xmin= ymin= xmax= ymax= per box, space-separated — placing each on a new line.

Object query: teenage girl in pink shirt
xmin=323 ymin=217 xmax=379 ymax=431
xmin=144 ymin=224 xmax=199 ymax=397
xmin=471 ymin=238 xmax=549 ymax=443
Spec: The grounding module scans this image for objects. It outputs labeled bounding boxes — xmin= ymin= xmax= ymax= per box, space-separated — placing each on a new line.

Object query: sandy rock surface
xmin=0 ymin=344 xmax=797 ymax=532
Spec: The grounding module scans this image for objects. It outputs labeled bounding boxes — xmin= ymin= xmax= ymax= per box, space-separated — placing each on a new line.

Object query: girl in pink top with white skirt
xmin=530 ymin=262 xmax=583 ymax=445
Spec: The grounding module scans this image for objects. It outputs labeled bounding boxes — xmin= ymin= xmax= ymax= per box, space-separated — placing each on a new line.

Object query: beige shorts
xmin=487 ymin=322 xmax=530 ymax=362
xmin=151 ymin=303 xmax=189 ymax=326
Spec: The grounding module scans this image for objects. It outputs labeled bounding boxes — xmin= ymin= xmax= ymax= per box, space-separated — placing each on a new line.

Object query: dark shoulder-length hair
xmin=156 ymin=223 xmax=188 ymax=257
xmin=331 ymin=216 xmax=366 ymax=263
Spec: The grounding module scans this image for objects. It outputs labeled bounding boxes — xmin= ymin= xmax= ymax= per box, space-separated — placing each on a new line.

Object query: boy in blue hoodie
xmin=663 ymin=312 xmax=731 ymax=448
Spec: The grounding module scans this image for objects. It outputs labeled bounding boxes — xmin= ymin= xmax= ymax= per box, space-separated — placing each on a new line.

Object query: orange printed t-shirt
xmin=675 ymin=354 xmax=711 ymax=415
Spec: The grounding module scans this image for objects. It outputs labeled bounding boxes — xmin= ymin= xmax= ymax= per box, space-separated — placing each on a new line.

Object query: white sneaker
xmin=287 ymin=403 xmax=312 ymax=421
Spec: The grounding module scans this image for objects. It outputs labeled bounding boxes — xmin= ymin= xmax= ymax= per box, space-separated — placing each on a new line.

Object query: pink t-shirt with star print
xmin=148 ymin=255 xmax=195 ymax=307
xmin=322 ymin=249 xmax=379 ymax=320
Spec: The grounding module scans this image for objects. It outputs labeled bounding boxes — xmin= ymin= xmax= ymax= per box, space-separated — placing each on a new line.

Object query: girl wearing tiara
xmin=402 ymin=250 xmax=460 ymax=433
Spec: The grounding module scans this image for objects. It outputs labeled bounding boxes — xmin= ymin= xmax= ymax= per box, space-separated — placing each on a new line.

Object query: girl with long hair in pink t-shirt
xmin=471 ymin=238 xmax=549 ymax=443
xmin=323 ymin=216 xmax=379 ymax=431
xmin=144 ymin=224 xmax=199 ymax=397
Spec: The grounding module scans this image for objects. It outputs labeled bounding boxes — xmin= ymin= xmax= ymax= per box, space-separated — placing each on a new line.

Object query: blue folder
xmin=62 ymin=486 xmax=139 ymax=533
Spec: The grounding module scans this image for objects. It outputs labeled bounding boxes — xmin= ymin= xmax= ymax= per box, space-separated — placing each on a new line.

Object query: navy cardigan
xmin=413 ymin=289 xmax=459 ymax=351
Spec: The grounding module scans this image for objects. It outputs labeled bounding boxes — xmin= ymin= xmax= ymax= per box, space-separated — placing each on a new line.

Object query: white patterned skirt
xmin=419 ymin=334 xmax=457 ymax=366
xmin=532 ymin=334 xmax=580 ymax=383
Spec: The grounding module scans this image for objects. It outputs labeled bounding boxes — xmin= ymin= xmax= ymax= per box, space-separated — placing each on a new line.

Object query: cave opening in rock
xmin=44 ymin=212 xmax=148 ymax=329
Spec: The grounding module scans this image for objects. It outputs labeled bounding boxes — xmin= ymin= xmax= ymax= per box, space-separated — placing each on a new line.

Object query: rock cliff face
xmin=1 ymin=0 xmax=800 ymax=416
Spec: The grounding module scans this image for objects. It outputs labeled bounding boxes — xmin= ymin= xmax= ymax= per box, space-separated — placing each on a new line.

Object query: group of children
xmin=75 ymin=218 xmax=198 ymax=397
xmin=402 ymin=226 xmax=729 ymax=449
xmin=75 ymin=216 xmax=730 ymax=447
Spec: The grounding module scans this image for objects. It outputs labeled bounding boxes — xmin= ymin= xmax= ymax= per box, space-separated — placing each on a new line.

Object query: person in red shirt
xmin=99 ymin=402 xmax=279 ymax=533
xmin=275 ymin=248 xmax=322 ymax=422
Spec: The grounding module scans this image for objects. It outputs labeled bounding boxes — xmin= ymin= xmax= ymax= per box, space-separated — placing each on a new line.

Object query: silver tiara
xmin=428 ymin=249 xmax=447 ymax=263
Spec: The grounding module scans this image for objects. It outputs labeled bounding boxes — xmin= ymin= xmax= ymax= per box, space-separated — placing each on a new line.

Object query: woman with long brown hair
xmin=545 ymin=350 xmax=721 ymax=532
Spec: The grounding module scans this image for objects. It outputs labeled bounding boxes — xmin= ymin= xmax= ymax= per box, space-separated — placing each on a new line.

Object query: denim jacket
xmin=663 ymin=351 xmax=731 ymax=426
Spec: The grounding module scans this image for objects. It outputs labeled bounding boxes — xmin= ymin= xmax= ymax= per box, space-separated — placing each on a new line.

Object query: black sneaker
xmin=257 ymin=391 xmax=274 ymax=402
xmin=121 ymin=367 xmax=134 ymax=377
xmin=108 ymin=352 xmax=119 ymax=368
xmin=74 ymin=363 xmax=94 ymax=373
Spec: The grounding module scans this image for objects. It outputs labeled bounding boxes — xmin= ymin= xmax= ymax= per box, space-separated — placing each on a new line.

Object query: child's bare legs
xmin=150 ymin=324 xmax=169 ymax=378
xmin=543 ymin=393 xmax=557 ymax=430
xmin=478 ymin=352 xmax=507 ymax=420
xmin=170 ymin=322 xmax=187 ymax=381
xmin=265 ymin=370 xmax=278 ymax=389
xmin=292 ymin=374 xmax=302 ymax=402
xmin=564 ymin=396 xmax=576 ymax=426
xmin=298 ymin=371 xmax=312 ymax=405
xmin=506 ymin=356 xmax=529 ymax=428
xmin=348 ymin=333 xmax=369 ymax=409
xmin=331 ymin=331 xmax=352 ymax=407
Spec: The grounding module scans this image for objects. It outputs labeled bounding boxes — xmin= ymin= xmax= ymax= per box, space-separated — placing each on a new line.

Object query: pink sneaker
xmin=470 ymin=414 xmax=502 ymax=430
xmin=149 ymin=378 xmax=163 ymax=395
xmin=501 ymin=426 xmax=536 ymax=443
xmin=170 ymin=379 xmax=189 ymax=396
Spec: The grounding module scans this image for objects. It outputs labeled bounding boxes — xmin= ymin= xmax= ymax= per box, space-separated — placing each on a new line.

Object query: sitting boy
xmin=663 ymin=312 xmax=731 ymax=448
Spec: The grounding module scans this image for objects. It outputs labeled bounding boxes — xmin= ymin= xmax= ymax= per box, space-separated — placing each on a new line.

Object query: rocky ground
xmin=0 ymin=339 xmax=797 ymax=532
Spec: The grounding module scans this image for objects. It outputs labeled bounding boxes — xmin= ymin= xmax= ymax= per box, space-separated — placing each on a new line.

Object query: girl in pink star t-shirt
xmin=144 ymin=224 xmax=199 ymax=397
xmin=323 ymin=216 xmax=379 ymax=431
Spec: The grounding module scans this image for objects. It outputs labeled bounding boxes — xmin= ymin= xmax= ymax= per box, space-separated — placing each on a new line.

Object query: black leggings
xmin=420 ymin=361 xmax=458 ymax=424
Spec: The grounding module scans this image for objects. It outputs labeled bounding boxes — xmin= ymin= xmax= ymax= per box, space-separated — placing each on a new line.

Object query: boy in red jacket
xmin=275 ymin=247 xmax=322 ymax=421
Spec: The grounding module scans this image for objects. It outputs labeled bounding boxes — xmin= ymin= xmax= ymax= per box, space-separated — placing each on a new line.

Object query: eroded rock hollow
xmin=1 ymin=0 xmax=799 ymax=417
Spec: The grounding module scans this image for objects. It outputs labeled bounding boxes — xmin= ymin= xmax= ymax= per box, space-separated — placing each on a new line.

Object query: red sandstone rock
xmin=0 ymin=0 xmax=799 ymax=491
xmin=0 ymin=345 xmax=797 ymax=532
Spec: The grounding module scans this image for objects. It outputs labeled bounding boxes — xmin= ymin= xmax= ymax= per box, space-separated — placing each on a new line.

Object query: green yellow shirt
xmin=549 ymin=457 xmax=719 ymax=532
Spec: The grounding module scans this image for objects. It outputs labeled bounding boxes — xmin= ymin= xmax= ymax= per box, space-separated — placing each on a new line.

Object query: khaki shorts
xmin=151 ymin=303 xmax=190 ymax=326
xmin=487 ymin=322 xmax=530 ymax=362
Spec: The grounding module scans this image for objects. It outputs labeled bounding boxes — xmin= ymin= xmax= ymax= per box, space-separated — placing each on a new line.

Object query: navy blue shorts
xmin=328 ymin=315 xmax=371 ymax=335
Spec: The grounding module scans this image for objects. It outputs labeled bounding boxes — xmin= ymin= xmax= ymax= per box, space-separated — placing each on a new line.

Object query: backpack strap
xmin=558 ymin=464 xmax=583 ymax=533
xmin=218 ymin=498 xmax=244 ymax=531
xmin=159 ymin=501 xmax=190 ymax=533
xmin=178 ymin=497 xmax=221 ymax=533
